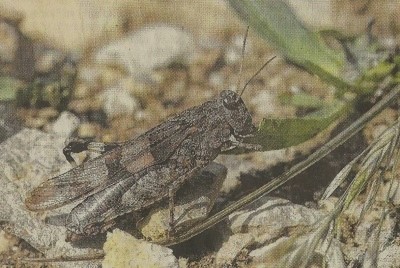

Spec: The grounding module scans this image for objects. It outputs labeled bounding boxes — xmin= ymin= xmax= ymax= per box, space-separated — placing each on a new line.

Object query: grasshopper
xmin=25 ymin=88 xmax=260 ymax=240
xmin=25 ymin=29 xmax=274 ymax=241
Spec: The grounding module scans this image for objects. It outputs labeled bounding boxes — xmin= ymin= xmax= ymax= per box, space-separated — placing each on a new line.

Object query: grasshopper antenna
xmin=236 ymin=26 xmax=250 ymax=94
xmin=239 ymin=55 xmax=276 ymax=97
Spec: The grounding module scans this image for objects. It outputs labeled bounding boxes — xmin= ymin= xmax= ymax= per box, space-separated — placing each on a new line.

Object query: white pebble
xmin=49 ymin=111 xmax=80 ymax=138
xmin=95 ymin=25 xmax=195 ymax=83
xmin=101 ymin=86 xmax=139 ymax=118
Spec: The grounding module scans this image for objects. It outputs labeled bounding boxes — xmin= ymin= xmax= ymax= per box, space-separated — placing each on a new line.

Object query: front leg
xmin=218 ymin=124 xmax=262 ymax=152
xmin=221 ymin=139 xmax=262 ymax=152
xmin=230 ymin=140 xmax=262 ymax=151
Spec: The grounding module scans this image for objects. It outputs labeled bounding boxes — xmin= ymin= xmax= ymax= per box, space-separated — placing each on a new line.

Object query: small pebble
xmin=35 ymin=49 xmax=64 ymax=74
xmin=101 ymin=86 xmax=140 ymax=118
xmin=24 ymin=117 xmax=47 ymax=128
xmin=49 ymin=111 xmax=80 ymax=138
xmin=0 ymin=230 xmax=14 ymax=254
xmin=224 ymin=34 xmax=252 ymax=65
xmin=95 ymin=25 xmax=195 ymax=83
xmin=68 ymin=98 xmax=102 ymax=113
xmin=372 ymin=124 xmax=388 ymax=140
xmin=78 ymin=65 xmax=102 ymax=86
xmin=37 ymin=107 xmax=59 ymax=119
xmin=99 ymin=67 xmax=125 ymax=89
xmin=250 ymin=90 xmax=277 ymax=116
xmin=78 ymin=122 xmax=100 ymax=138
xmin=73 ymin=83 xmax=92 ymax=99
xmin=208 ymin=72 xmax=224 ymax=88
xmin=0 ymin=21 xmax=18 ymax=63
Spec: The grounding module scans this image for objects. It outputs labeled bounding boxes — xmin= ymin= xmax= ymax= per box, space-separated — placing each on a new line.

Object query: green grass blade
xmin=228 ymin=0 xmax=345 ymax=87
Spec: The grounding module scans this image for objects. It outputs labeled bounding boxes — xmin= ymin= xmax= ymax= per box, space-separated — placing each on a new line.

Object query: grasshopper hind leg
xmin=166 ymin=172 xmax=194 ymax=238
xmin=63 ymin=139 xmax=120 ymax=167
xmin=168 ymin=186 xmax=177 ymax=237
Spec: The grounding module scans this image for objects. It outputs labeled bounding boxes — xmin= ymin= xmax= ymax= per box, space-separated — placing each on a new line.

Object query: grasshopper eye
xmin=220 ymin=90 xmax=240 ymax=110
xmin=222 ymin=97 xmax=239 ymax=110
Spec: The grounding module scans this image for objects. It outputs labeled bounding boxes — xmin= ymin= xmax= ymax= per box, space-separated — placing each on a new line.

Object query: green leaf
xmin=228 ymin=0 xmax=346 ymax=87
xmin=252 ymin=100 xmax=348 ymax=150
xmin=279 ymin=92 xmax=325 ymax=109
xmin=354 ymin=61 xmax=396 ymax=95
xmin=0 ymin=76 xmax=22 ymax=100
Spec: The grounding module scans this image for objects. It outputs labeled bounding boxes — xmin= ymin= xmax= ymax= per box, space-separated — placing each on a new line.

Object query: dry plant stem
xmin=20 ymin=254 xmax=104 ymax=263
xmin=163 ymin=84 xmax=400 ymax=246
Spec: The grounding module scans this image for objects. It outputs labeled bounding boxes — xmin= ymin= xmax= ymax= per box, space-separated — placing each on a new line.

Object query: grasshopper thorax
xmin=219 ymin=90 xmax=256 ymax=138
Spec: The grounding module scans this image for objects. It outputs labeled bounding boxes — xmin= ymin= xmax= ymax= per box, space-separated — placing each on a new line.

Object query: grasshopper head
xmin=219 ymin=90 xmax=257 ymax=138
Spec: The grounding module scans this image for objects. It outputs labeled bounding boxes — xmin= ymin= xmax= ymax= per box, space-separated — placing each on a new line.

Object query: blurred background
xmin=1 ymin=0 xmax=399 ymax=142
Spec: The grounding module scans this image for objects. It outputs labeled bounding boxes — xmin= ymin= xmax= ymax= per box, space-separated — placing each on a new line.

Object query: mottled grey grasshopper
xmin=25 ymin=88 xmax=260 ymax=240
xmin=25 ymin=31 xmax=274 ymax=242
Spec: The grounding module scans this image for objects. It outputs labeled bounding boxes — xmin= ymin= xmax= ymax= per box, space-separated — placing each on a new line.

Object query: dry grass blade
xmin=322 ymin=158 xmax=358 ymax=200
xmin=344 ymin=119 xmax=400 ymax=209
xmin=318 ymin=117 xmax=400 ymax=267
xmin=363 ymin=121 xmax=400 ymax=267
xmin=361 ymin=174 xmax=382 ymax=217
xmin=362 ymin=208 xmax=387 ymax=268
xmin=359 ymin=120 xmax=399 ymax=217
xmin=260 ymin=200 xmax=346 ymax=268
xmin=322 ymin=134 xmax=385 ymax=202
xmin=281 ymin=213 xmax=335 ymax=268
xmin=292 ymin=117 xmax=400 ymax=267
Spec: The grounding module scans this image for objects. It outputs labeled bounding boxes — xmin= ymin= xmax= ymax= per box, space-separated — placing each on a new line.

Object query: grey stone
xmin=224 ymin=34 xmax=253 ymax=65
xmin=94 ymin=25 xmax=195 ymax=83
xmin=377 ymin=243 xmax=400 ymax=268
xmin=215 ymin=233 xmax=254 ymax=267
xmin=0 ymin=128 xmax=101 ymax=266
xmin=228 ymin=196 xmax=322 ymax=243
